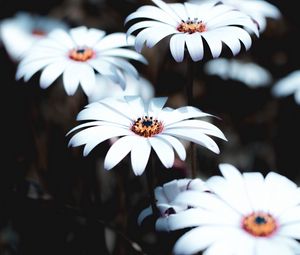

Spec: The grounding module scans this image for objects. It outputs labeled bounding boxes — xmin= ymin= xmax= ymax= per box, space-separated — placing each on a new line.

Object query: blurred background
xmin=0 ymin=0 xmax=300 ymax=254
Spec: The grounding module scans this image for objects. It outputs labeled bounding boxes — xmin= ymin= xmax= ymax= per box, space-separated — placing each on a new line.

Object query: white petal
xmin=256 ymin=238 xmax=294 ymax=255
xmin=85 ymin=28 xmax=106 ymax=47
xmin=98 ymin=48 xmax=147 ymax=64
xmin=39 ymin=60 xmax=68 ymax=88
xmin=169 ymin=34 xmax=186 ymax=62
xmin=152 ymin=0 xmax=182 ymax=23
xmin=79 ymin=64 xmax=96 ymax=96
xmin=163 ymin=128 xmax=220 ymax=154
xmin=125 ymin=9 xmax=178 ymax=26
xmin=201 ymin=31 xmax=222 ymax=58
xmin=95 ymin=33 xmax=134 ymax=51
xmin=103 ymin=57 xmax=139 ymax=78
xmin=70 ymin=26 xmax=88 ymax=46
xmin=48 ymin=29 xmax=74 ymax=49
xmin=279 ymin=222 xmax=300 ymax=240
xmin=166 ymin=119 xmax=226 ymax=140
xmin=130 ymin=137 xmax=151 ymax=175
xmin=157 ymin=135 xmax=186 ymax=161
xmin=159 ymin=106 xmax=212 ymax=126
xmin=134 ymin=26 xmax=176 ymax=53
xmin=147 ymin=97 xmax=168 ymax=117
xmin=206 ymin=175 xmax=252 ymax=215
xmin=149 ymin=137 xmax=175 ymax=169
xmin=173 ymin=226 xmax=238 ymax=255
xmin=243 ymin=171 xmax=266 ymax=212
xmin=137 ymin=206 xmax=152 ymax=225
xmin=279 ymin=206 xmax=300 ymax=225
xmin=62 ymin=62 xmax=81 ymax=95
xmin=186 ymin=33 xmax=204 ymax=61
xmin=104 ymin=135 xmax=135 ymax=170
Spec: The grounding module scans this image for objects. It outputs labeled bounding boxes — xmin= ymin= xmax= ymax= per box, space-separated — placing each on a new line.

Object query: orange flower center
xmin=242 ymin=212 xmax=277 ymax=237
xmin=69 ymin=47 xmax=95 ymax=62
xmin=31 ymin=29 xmax=46 ymax=37
xmin=131 ymin=116 xmax=163 ymax=137
xmin=177 ymin=18 xmax=207 ymax=34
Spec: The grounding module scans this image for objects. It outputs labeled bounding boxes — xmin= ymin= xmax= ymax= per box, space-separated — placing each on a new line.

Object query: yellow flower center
xmin=177 ymin=18 xmax=207 ymax=34
xmin=131 ymin=116 xmax=163 ymax=137
xmin=69 ymin=47 xmax=95 ymax=62
xmin=31 ymin=29 xmax=46 ymax=36
xmin=242 ymin=212 xmax=277 ymax=237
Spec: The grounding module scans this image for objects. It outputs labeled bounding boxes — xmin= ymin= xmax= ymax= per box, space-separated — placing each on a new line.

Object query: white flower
xmin=272 ymin=71 xmax=300 ymax=104
xmin=0 ymin=12 xmax=68 ymax=61
xmin=191 ymin=0 xmax=282 ymax=32
xmin=87 ymin=73 xmax=155 ymax=103
xmin=67 ymin=96 xmax=227 ymax=176
xmin=165 ymin=163 xmax=300 ymax=255
xmin=138 ymin=178 xmax=208 ymax=231
xmin=204 ymin=58 xmax=272 ymax=88
xmin=16 ymin=26 xmax=147 ymax=96
xmin=125 ymin=0 xmax=259 ymax=62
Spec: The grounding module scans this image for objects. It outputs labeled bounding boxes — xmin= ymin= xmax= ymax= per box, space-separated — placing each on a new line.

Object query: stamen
xmin=131 ymin=116 xmax=163 ymax=137
xmin=177 ymin=18 xmax=206 ymax=34
xmin=242 ymin=212 xmax=277 ymax=237
xmin=69 ymin=47 xmax=95 ymax=62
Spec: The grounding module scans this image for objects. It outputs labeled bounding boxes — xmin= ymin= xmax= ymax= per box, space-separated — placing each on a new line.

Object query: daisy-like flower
xmin=0 ymin=12 xmax=68 ymax=61
xmin=165 ymin=163 xmax=300 ymax=255
xmin=125 ymin=0 xmax=259 ymax=62
xmin=88 ymin=73 xmax=155 ymax=103
xmin=272 ymin=71 xmax=300 ymax=105
xmin=191 ymin=0 xmax=281 ymax=32
xmin=67 ymin=96 xmax=227 ymax=176
xmin=204 ymin=58 xmax=272 ymax=88
xmin=16 ymin=26 xmax=147 ymax=96
xmin=138 ymin=178 xmax=208 ymax=231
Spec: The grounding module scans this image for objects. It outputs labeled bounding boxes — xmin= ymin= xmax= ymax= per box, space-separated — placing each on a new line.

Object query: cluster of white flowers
xmin=1 ymin=0 xmax=300 ymax=254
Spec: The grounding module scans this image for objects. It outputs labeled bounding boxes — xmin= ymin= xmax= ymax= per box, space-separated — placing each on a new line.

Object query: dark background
xmin=1 ymin=0 xmax=300 ymax=254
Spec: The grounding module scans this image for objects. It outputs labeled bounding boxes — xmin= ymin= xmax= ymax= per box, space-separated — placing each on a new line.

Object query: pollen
xmin=69 ymin=47 xmax=95 ymax=62
xmin=242 ymin=212 xmax=277 ymax=237
xmin=131 ymin=116 xmax=163 ymax=138
xmin=177 ymin=18 xmax=207 ymax=34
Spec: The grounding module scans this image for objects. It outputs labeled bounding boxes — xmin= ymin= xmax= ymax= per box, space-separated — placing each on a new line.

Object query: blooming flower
xmin=272 ymin=70 xmax=300 ymax=104
xmin=67 ymin=96 xmax=227 ymax=175
xmin=191 ymin=0 xmax=282 ymax=32
xmin=16 ymin=26 xmax=147 ymax=96
xmin=165 ymin=163 xmax=300 ymax=255
xmin=87 ymin=73 xmax=155 ymax=103
xmin=125 ymin=0 xmax=259 ymax=62
xmin=138 ymin=178 xmax=208 ymax=231
xmin=204 ymin=58 xmax=272 ymax=88
xmin=0 ymin=12 xmax=68 ymax=61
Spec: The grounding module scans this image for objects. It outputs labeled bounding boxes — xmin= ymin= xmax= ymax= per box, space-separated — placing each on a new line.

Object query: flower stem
xmin=186 ymin=56 xmax=197 ymax=178
xmin=146 ymin=153 xmax=159 ymax=218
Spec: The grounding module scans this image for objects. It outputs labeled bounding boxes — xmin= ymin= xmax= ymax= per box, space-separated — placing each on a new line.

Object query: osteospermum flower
xmin=0 ymin=12 xmax=68 ymax=61
xmin=16 ymin=26 xmax=147 ymax=96
xmin=138 ymin=178 xmax=208 ymax=231
xmin=191 ymin=0 xmax=281 ymax=32
xmin=166 ymin=163 xmax=300 ymax=255
xmin=125 ymin=0 xmax=259 ymax=62
xmin=67 ymin=96 xmax=227 ymax=175
xmin=88 ymin=73 xmax=154 ymax=103
xmin=204 ymin=58 xmax=272 ymax=88
xmin=272 ymin=70 xmax=300 ymax=104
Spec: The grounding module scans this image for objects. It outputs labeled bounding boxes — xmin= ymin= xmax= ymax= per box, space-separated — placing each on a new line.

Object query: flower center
xmin=177 ymin=18 xmax=207 ymax=34
xmin=242 ymin=212 xmax=277 ymax=237
xmin=69 ymin=47 xmax=95 ymax=62
xmin=131 ymin=116 xmax=163 ymax=137
xmin=31 ymin=29 xmax=46 ymax=37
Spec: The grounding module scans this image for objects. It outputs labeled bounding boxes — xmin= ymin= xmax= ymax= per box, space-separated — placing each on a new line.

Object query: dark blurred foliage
xmin=1 ymin=0 xmax=300 ymax=254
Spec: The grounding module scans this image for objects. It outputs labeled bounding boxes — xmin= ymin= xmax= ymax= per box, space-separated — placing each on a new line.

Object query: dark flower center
xmin=177 ymin=18 xmax=207 ymax=34
xmin=242 ymin=212 xmax=277 ymax=237
xmin=131 ymin=116 xmax=163 ymax=137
